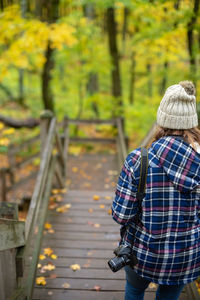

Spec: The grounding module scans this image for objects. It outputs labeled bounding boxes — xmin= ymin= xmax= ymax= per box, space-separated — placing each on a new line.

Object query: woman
xmin=112 ymin=81 xmax=200 ymax=300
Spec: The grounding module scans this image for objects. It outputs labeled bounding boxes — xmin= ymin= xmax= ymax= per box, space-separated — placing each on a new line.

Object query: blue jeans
xmin=125 ymin=266 xmax=185 ymax=300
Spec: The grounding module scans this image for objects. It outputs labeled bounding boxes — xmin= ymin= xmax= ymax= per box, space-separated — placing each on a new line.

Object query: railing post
xmin=0 ymin=168 xmax=7 ymax=202
xmin=40 ymin=110 xmax=54 ymax=159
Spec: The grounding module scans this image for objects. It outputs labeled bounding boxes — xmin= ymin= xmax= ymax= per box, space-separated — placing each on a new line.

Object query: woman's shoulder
xmin=125 ymin=148 xmax=142 ymax=173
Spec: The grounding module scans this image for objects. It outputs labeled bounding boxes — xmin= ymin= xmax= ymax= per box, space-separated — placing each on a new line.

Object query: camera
xmin=108 ymin=244 xmax=138 ymax=273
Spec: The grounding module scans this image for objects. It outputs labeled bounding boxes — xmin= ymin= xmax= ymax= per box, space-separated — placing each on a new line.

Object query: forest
xmin=0 ymin=0 xmax=200 ymax=148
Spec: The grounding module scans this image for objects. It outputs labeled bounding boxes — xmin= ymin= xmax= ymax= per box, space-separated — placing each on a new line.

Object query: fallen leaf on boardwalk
xmin=105 ymin=196 xmax=112 ymax=200
xmin=52 ymin=189 xmax=60 ymax=194
xmin=40 ymin=266 xmax=47 ymax=274
xmin=44 ymin=248 xmax=54 ymax=256
xmin=83 ymin=182 xmax=91 ymax=187
xmin=44 ymin=222 xmax=52 ymax=230
xmin=51 ymin=254 xmax=58 ymax=260
xmin=93 ymin=223 xmax=100 ymax=228
xmin=95 ymin=163 xmax=102 ymax=169
xmin=99 ymin=204 xmax=105 ymax=209
xmin=104 ymin=184 xmax=109 ymax=189
xmin=88 ymin=208 xmax=93 ymax=213
xmin=62 ymin=282 xmax=71 ymax=289
xmin=39 ymin=254 xmax=46 ymax=260
xmin=48 ymin=229 xmax=55 ymax=234
xmin=49 ymin=273 xmax=57 ymax=279
xmin=93 ymin=195 xmax=100 ymax=201
xmin=83 ymin=263 xmax=90 ymax=268
xmin=49 ymin=203 xmax=58 ymax=210
xmin=60 ymin=188 xmax=67 ymax=194
xmin=105 ymin=178 xmax=110 ymax=183
xmin=70 ymin=264 xmax=81 ymax=271
xmin=43 ymin=264 xmax=55 ymax=271
xmin=94 ymin=285 xmax=101 ymax=291
xmin=36 ymin=277 xmax=46 ymax=286
xmin=107 ymin=208 xmax=112 ymax=215
xmin=149 ymin=283 xmax=157 ymax=289
xmin=55 ymin=195 xmax=63 ymax=202
xmin=87 ymin=251 xmax=93 ymax=256
xmin=37 ymin=263 xmax=42 ymax=268
xmin=72 ymin=166 xmax=78 ymax=173
xmin=48 ymin=291 xmax=53 ymax=295
xmin=56 ymin=204 xmax=71 ymax=213
xmin=111 ymin=182 xmax=116 ymax=187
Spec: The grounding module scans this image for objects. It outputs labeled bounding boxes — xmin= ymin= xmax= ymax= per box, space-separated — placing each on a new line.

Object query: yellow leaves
xmin=52 ymin=188 xmax=67 ymax=194
xmin=44 ymin=247 xmax=54 ymax=256
xmin=72 ymin=166 xmax=78 ymax=173
xmin=51 ymin=254 xmax=57 ymax=260
xmin=44 ymin=222 xmax=52 ymax=230
xmin=99 ymin=204 xmax=105 ymax=209
xmin=94 ymin=223 xmax=100 ymax=228
xmin=0 ymin=123 xmax=4 ymax=130
xmin=3 ymin=128 xmax=15 ymax=135
xmin=70 ymin=264 xmax=81 ymax=271
xmin=56 ymin=203 xmax=71 ymax=213
xmin=88 ymin=208 xmax=93 ymax=213
xmin=49 ymin=23 xmax=76 ymax=50
xmin=93 ymin=195 xmax=100 ymax=201
xmin=43 ymin=264 xmax=55 ymax=271
xmin=108 ymin=208 xmax=112 ymax=215
xmin=39 ymin=254 xmax=46 ymax=260
xmin=36 ymin=277 xmax=46 ymax=286
xmin=0 ymin=137 xmax=10 ymax=146
xmin=105 ymin=196 xmax=112 ymax=200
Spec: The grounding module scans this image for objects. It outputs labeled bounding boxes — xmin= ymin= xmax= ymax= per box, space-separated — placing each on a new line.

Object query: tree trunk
xmin=42 ymin=42 xmax=55 ymax=111
xmin=129 ymin=51 xmax=136 ymax=104
xmin=122 ymin=7 xmax=129 ymax=54
xmin=107 ymin=7 xmax=122 ymax=114
xmin=159 ymin=60 xmax=168 ymax=96
xmin=187 ymin=0 xmax=200 ymax=85
xmin=147 ymin=63 xmax=153 ymax=97
xmin=84 ymin=3 xmax=99 ymax=117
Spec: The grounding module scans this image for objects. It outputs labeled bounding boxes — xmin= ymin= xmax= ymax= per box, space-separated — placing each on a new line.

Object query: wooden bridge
xmin=0 ymin=112 xmax=197 ymax=300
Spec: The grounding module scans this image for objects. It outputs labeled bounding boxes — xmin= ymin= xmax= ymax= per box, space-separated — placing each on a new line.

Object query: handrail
xmin=6 ymin=111 xmax=69 ymax=300
xmin=116 ymin=117 xmax=127 ymax=168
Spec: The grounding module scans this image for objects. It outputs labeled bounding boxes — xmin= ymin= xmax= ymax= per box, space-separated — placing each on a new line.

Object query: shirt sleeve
xmin=112 ymin=152 xmax=140 ymax=225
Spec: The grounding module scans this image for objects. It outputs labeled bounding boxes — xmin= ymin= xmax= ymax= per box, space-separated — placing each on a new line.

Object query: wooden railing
xmin=0 ymin=110 xmax=68 ymax=300
xmin=0 ymin=133 xmax=40 ymax=202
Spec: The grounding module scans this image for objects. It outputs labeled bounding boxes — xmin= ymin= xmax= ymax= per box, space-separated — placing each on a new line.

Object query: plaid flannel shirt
xmin=112 ymin=136 xmax=200 ymax=285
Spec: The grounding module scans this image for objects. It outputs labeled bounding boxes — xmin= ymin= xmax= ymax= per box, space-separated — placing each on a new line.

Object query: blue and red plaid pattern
xmin=112 ymin=136 xmax=200 ymax=285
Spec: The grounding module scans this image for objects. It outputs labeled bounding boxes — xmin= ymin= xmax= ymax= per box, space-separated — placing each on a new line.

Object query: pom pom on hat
xmin=157 ymin=81 xmax=198 ymax=129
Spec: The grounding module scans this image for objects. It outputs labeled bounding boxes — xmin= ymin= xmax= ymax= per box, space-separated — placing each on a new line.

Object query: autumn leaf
xmin=107 ymin=208 xmax=112 ymax=215
xmin=37 ymin=263 xmax=42 ymax=268
xmin=43 ymin=264 xmax=55 ymax=271
xmin=105 ymin=196 xmax=112 ymax=200
xmin=62 ymin=282 xmax=71 ymax=289
xmin=72 ymin=166 xmax=78 ymax=173
xmin=99 ymin=204 xmax=105 ymax=209
xmin=36 ymin=277 xmax=46 ymax=286
xmin=93 ymin=223 xmax=100 ymax=228
xmin=48 ymin=229 xmax=55 ymax=234
xmin=56 ymin=204 xmax=71 ymax=213
xmin=94 ymin=285 xmax=101 ymax=291
xmin=44 ymin=247 xmax=54 ymax=256
xmin=51 ymin=254 xmax=58 ymax=260
xmin=48 ymin=291 xmax=53 ymax=295
xmin=88 ymin=208 xmax=93 ymax=213
xmin=70 ymin=264 xmax=81 ymax=271
xmin=93 ymin=195 xmax=100 ymax=201
xmin=39 ymin=254 xmax=46 ymax=260
xmin=44 ymin=222 xmax=52 ymax=229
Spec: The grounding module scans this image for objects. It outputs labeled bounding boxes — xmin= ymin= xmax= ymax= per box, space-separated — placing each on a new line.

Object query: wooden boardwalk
xmin=32 ymin=154 xmax=188 ymax=300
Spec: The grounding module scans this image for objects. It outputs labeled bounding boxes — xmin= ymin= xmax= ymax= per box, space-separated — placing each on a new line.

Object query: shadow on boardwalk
xmin=33 ymin=154 xmax=188 ymax=300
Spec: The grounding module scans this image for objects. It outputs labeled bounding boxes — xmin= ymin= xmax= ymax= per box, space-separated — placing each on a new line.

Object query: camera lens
xmin=108 ymin=256 xmax=126 ymax=272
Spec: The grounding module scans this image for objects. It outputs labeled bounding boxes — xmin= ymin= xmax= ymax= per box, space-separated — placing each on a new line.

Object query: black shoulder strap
xmin=136 ymin=147 xmax=148 ymax=204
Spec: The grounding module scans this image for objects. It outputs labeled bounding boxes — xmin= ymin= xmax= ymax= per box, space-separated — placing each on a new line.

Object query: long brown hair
xmin=151 ymin=126 xmax=200 ymax=150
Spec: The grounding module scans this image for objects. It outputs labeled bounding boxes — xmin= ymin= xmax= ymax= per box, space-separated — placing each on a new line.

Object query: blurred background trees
xmin=0 ymin=0 xmax=200 ymax=145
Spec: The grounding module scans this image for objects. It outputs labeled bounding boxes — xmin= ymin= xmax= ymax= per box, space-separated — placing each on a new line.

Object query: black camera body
xmin=108 ymin=244 xmax=138 ymax=272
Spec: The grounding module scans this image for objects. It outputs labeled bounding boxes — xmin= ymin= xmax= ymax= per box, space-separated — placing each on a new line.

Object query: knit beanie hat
xmin=157 ymin=81 xmax=198 ymax=129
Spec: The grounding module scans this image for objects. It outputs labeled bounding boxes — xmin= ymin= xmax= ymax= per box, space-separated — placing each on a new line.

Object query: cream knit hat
xmin=157 ymin=81 xmax=198 ymax=129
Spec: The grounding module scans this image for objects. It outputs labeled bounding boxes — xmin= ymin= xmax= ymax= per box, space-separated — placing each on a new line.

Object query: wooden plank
xmin=55 ymin=130 xmax=65 ymax=173
xmin=41 ymin=239 xmax=118 ymax=250
xmin=38 ymin=231 xmax=119 ymax=241
xmin=39 ymin=248 xmax=114 ymax=259
xmin=36 ymin=268 xmax=125 ymax=280
xmin=33 ymin=289 xmax=125 ymax=300
xmin=0 ymin=218 xmax=25 ymax=251
xmin=34 ymin=278 xmax=125 ymax=290
xmin=47 ymin=216 xmax=115 ymax=225
xmin=64 ymin=190 xmax=114 ymax=197
xmin=43 ymin=223 xmax=118 ymax=232
xmin=49 ymin=210 xmax=113 ymax=218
